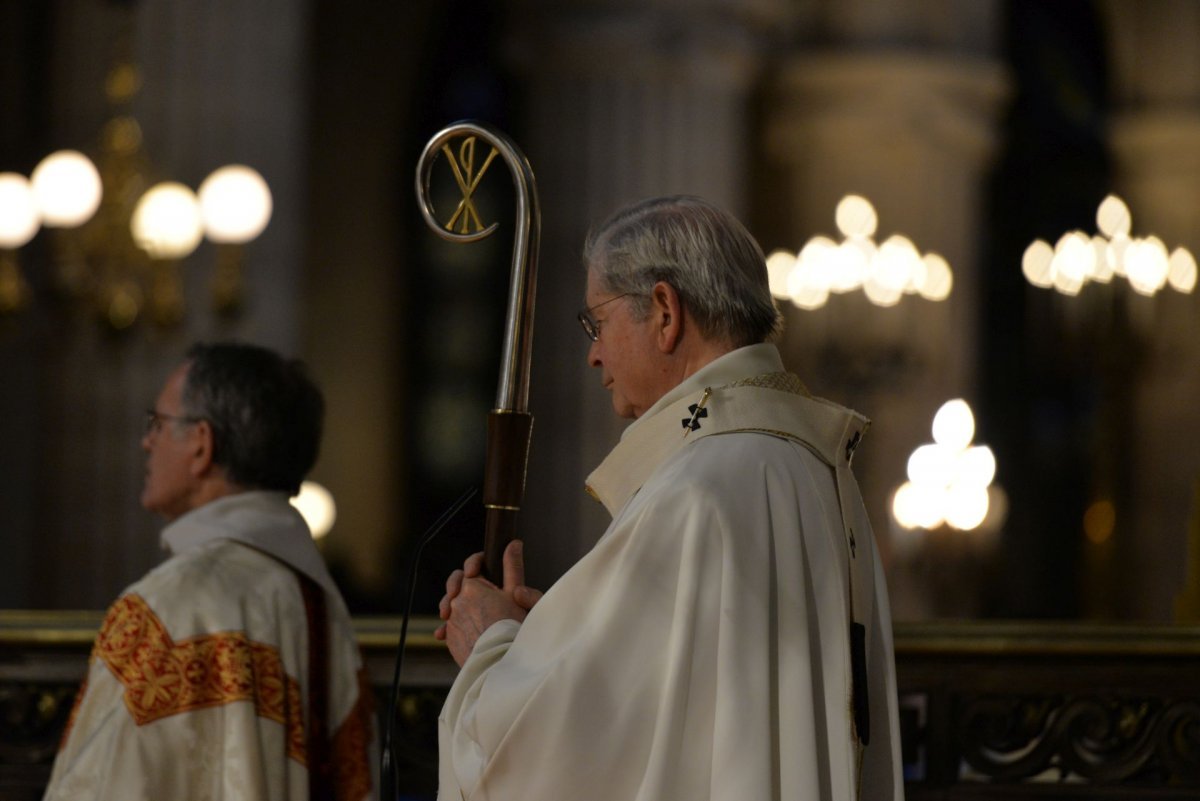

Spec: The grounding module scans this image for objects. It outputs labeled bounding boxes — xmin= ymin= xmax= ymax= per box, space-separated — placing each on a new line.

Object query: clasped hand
xmin=435 ymin=539 xmax=543 ymax=666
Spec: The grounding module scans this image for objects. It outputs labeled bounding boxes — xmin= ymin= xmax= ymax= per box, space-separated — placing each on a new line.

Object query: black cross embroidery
xmin=848 ymin=527 xmax=857 ymax=558
xmin=845 ymin=430 xmax=862 ymax=464
xmin=681 ymin=404 xmax=708 ymax=432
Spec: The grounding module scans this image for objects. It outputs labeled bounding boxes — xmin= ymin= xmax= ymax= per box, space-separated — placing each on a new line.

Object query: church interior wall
xmin=0 ymin=0 xmax=1196 ymax=625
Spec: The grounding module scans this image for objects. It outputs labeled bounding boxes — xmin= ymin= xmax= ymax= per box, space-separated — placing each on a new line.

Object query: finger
xmin=434 ymin=623 xmax=447 ymax=641
xmin=463 ymin=551 xmax=485 ymax=578
xmin=502 ymin=539 xmax=525 ymax=593
xmin=513 ymin=585 xmax=543 ymax=610
xmin=445 ymin=569 xmax=464 ymax=596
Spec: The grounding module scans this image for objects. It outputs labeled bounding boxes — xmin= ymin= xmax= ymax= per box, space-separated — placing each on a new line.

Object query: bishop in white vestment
xmin=436 ymin=197 xmax=904 ymax=801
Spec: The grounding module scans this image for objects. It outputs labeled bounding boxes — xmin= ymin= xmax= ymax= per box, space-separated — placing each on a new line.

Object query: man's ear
xmin=188 ymin=420 xmax=216 ymax=478
xmin=651 ymin=280 xmax=683 ymax=353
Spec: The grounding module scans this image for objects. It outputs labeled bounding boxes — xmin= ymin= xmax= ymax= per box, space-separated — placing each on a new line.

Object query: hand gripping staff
xmin=415 ymin=121 xmax=540 ymax=582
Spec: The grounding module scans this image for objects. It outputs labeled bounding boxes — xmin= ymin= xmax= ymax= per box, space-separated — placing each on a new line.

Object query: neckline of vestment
xmin=585 ymin=345 xmax=869 ymax=519
xmin=159 ymin=490 xmax=343 ymax=600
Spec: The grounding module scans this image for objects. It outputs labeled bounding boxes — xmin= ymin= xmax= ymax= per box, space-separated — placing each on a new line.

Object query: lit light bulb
xmin=907 ymin=443 xmax=956 ymax=488
xmin=835 ymin=194 xmax=878 ymax=239
xmin=787 ymin=257 xmax=829 ymax=310
xmin=830 ymin=240 xmax=869 ymax=293
xmin=30 ymin=150 xmax=102 ymax=228
xmin=0 ymin=173 xmax=40 ymax=248
xmin=1052 ymin=231 xmax=1094 ymax=287
xmin=1022 ymin=239 xmax=1054 ymax=288
xmin=765 ymin=249 xmax=796 ymax=299
xmin=873 ymin=235 xmax=919 ymax=293
xmin=1090 ymin=236 xmax=1113 ymax=282
xmin=958 ymin=445 xmax=997 ymax=488
xmin=1096 ymin=194 xmax=1131 ymax=238
xmin=945 ymin=485 xmax=990 ymax=531
xmin=290 ymin=480 xmax=337 ymax=539
xmin=932 ymin=399 xmax=975 ymax=452
xmin=919 ymin=253 xmax=953 ymax=301
xmin=131 ymin=182 xmax=204 ymax=260
xmin=1124 ymin=237 xmax=1169 ymax=296
xmin=1167 ymin=247 xmax=1197 ymax=293
xmin=198 ymin=165 xmax=272 ymax=244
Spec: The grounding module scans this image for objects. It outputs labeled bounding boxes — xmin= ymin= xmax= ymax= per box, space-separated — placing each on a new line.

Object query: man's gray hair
xmin=583 ymin=195 xmax=783 ymax=347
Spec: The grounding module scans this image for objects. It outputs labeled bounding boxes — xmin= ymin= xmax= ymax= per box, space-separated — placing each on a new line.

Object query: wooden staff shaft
xmin=482 ymin=410 xmax=534 ymax=582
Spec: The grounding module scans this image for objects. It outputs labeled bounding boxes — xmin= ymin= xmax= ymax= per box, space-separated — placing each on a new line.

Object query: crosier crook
xmin=415 ymin=121 xmax=541 ymax=583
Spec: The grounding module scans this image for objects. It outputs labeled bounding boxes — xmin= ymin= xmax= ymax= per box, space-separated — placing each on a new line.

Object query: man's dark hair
xmin=180 ymin=342 xmax=324 ymax=496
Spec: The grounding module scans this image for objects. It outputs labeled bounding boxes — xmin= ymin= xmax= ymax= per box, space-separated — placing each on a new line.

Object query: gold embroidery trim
xmin=94 ymin=594 xmax=308 ymax=765
xmin=332 ymin=666 xmax=376 ymax=801
xmin=725 ymin=371 xmax=811 ymax=397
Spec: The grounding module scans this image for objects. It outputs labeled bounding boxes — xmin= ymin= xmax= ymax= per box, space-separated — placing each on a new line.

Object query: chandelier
xmin=891 ymin=398 xmax=1002 ymax=534
xmin=1021 ymin=194 xmax=1197 ymax=297
xmin=767 ymin=195 xmax=954 ymax=310
xmin=0 ymin=42 xmax=272 ymax=329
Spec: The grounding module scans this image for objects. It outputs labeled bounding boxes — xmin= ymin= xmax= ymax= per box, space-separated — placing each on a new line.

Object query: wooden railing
xmin=2 ymin=613 xmax=1198 ymax=800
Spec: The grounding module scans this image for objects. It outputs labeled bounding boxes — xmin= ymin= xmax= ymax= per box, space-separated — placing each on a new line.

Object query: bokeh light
xmin=1025 ymin=194 xmax=1195 ymax=297
xmin=892 ymin=398 xmax=1002 ymax=533
xmin=770 ymin=195 xmax=953 ymax=310
xmin=290 ymin=480 xmax=337 ymax=539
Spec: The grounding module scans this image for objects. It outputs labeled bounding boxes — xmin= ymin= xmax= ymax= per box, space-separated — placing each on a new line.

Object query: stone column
xmin=763 ymin=7 xmax=1008 ymax=617
xmin=25 ymin=0 xmax=311 ymax=608
xmin=1102 ymin=0 xmax=1200 ymax=620
xmin=505 ymin=0 xmax=790 ymax=588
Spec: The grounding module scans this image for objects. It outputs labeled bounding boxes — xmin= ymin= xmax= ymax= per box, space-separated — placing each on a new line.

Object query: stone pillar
xmin=763 ymin=11 xmax=1008 ymax=617
xmin=1102 ymin=0 xmax=1200 ymax=620
xmin=505 ymin=0 xmax=790 ymax=588
xmin=24 ymin=0 xmax=311 ymax=608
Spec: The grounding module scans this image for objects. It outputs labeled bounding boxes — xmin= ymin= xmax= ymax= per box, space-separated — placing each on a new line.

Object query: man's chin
xmin=611 ymin=399 xmax=637 ymax=419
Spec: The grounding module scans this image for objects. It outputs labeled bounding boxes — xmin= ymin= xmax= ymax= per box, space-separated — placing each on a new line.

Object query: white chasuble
xmin=438 ymin=344 xmax=903 ymax=801
xmin=43 ymin=491 xmax=378 ymax=801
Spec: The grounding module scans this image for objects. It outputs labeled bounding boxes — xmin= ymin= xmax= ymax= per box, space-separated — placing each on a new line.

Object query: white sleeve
xmin=437 ymin=619 xmax=521 ymax=800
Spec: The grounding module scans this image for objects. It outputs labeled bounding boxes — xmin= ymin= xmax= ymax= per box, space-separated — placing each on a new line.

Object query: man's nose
xmin=587 ymin=338 xmax=601 ymax=367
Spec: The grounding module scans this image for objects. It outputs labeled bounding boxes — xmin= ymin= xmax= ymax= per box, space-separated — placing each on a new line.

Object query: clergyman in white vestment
xmin=43 ymin=343 xmax=378 ymax=801
xmin=436 ymin=196 xmax=904 ymax=801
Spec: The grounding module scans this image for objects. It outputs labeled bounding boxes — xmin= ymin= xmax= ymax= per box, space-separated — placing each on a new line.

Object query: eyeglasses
xmin=577 ymin=292 xmax=635 ymax=342
xmin=143 ymin=409 xmax=203 ymax=436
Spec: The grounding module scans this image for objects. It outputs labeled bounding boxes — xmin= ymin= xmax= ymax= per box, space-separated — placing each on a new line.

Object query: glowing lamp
xmin=198 ymin=165 xmax=272 ymax=244
xmin=931 ymin=399 xmax=975 ymax=451
xmin=131 ymin=182 xmax=203 ymax=260
xmin=30 ymin=150 xmax=103 ymax=228
xmin=291 ymin=480 xmax=337 ymax=539
xmin=0 ymin=174 xmax=40 ymax=249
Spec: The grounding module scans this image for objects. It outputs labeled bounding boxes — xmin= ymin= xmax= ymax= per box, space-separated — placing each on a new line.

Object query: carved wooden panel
xmin=896 ymin=622 xmax=1200 ymax=800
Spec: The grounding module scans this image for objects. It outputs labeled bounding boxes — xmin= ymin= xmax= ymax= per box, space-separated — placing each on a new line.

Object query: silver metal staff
xmin=415 ymin=120 xmax=540 ymax=582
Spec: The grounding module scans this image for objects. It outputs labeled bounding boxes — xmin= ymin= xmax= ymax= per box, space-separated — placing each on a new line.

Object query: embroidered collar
xmin=160 ymin=491 xmax=341 ymax=599
xmin=585 ymin=344 xmax=869 ymax=517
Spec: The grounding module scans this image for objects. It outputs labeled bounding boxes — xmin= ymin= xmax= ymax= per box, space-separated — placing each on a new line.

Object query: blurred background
xmin=1 ymin=0 xmax=1198 ymax=625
